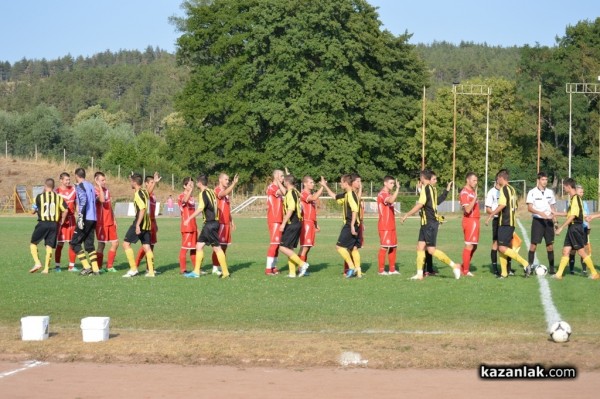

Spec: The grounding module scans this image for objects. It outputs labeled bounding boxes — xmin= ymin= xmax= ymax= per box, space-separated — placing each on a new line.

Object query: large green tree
xmin=172 ymin=0 xmax=428 ymax=182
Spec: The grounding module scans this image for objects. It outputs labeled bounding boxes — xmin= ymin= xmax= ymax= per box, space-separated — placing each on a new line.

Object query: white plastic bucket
xmin=80 ymin=317 xmax=110 ymax=342
xmin=21 ymin=316 xmax=50 ymax=341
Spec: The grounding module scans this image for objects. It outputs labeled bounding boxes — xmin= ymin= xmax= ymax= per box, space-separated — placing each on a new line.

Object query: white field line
xmin=516 ymin=218 xmax=562 ymax=332
xmin=0 ymin=360 xmax=47 ymax=379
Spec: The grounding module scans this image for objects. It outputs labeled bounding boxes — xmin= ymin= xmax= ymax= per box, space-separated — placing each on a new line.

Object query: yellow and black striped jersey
xmin=198 ymin=188 xmax=219 ymax=223
xmin=133 ymin=188 xmax=152 ymax=231
xmin=35 ymin=191 xmax=66 ymax=222
xmin=498 ymin=184 xmax=518 ymax=227
xmin=283 ymin=188 xmax=302 ymax=224
xmin=417 ymin=184 xmax=448 ymax=225
xmin=567 ymin=194 xmax=583 ymax=224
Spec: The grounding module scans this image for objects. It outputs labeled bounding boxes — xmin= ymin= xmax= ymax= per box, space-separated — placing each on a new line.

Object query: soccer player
xmin=136 ymin=172 xmax=161 ymax=272
xmin=526 ymin=172 xmax=557 ymax=274
xmin=485 ymin=176 xmax=513 ymax=277
xmin=459 ymin=172 xmax=479 ymax=277
xmin=70 ymin=168 xmax=101 ymax=276
xmin=178 ymin=177 xmax=197 ymax=274
xmin=54 ymin=172 xmax=78 ymax=272
xmin=212 ymin=172 xmax=239 ymax=276
xmin=94 ymin=171 xmax=119 ymax=273
xmin=265 ymin=169 xmax=286 ymax=275
xmin=554 ymin=178 xmax=599 ymax=280
xmin=122 ymin=173 xmax=155 ymax=278
xmin=322 ymin=174 xmax=363 ymax=278
xmin=183 ymin=174 xmax=229 ymax=279
xmin=166 ymin=195 xmax=174 ymax=216
xmin=485 ymin=169 xmax=531 ymax=278
xmin=29 ymin=178 xmax=67 ymax=274
xmin=376 ymin=175 xmax=400 ymax=275
xmin=278 ymin=174 xmax=310 ymax=277
xmin=401 ymin=169 xmax=461 ymax=280
xmin=298 ymin=175 xmax=324 ymax=264
xmin=569 ymin=185 xmax=591 ymax=274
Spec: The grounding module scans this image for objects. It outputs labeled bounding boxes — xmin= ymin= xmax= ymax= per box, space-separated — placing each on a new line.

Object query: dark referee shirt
xmin=35 ymin=191 xmax=66 ymax=222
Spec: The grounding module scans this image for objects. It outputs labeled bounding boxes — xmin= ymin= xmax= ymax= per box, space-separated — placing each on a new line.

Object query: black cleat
xmin=79 ymin=268 xmax=93 ymax=276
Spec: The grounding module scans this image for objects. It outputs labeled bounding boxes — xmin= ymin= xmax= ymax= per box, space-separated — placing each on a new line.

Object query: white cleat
xmin=298 ymin=263 xmax=309 ymax=277
xmin=453 ymin=267 xmax=461 ymax=280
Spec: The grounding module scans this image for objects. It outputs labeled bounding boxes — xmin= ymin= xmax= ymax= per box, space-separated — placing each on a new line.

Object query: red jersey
xmin=300 ymin=190 xmax=317 ymax=222
xmin=95 ymin=186 xmax=115 ymax=226
xmin=460 ymin=187 xmax=480 ymax=218
xmin=266 ymin=183 xmax=283 ymax=224
xmin=55 ymin=185 xmax=76 ymax=219
xmin=178 ymin=191 xmax=197 ymax=233
xmin=149 ymin=192 xmax=157 ymax=222
xmin=215 ymin=186 xmax=231 ymax=224
xmin=377 ymin=190 xmax=396 ymax=230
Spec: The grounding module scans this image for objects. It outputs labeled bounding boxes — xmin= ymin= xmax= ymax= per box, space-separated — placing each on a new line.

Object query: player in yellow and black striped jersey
xmin=183 ymin=174 xmax=230 ymax=279
xmin=554 ymin=178 xmax=599 ymax=279
xmin=122 ymin=173 xmax=156 ymax=278
xmin=401 ymin=169 xmax=461 ymax=280
xmin=322 ymin=174 xmax=363 ymax=278
xmin=485 ymin=169 xmax=530 ymax=278
xmin=276 ymin=174 xmax=309 ymax=277
xmin=29 ymin=178 xmax=68 ymax=274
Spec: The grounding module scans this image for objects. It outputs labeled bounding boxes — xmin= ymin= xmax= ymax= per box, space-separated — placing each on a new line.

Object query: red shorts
xmin=378 ymin=229 xmax=397 ymax=248
xmin=150 ymin=222 xmax=158 ymax=245
xmin=96 ymin=223 xmax=118 ymax=242
xmin=181 ymin=230 xmax=197 ymax=249
xmin=299 ymin=221 xmax=316 ymax=247
xmin=219 ymin=223 xmax=231 ymax=245
xmin=269 ymin=223 xmax=282 ymax=245
xmin=462 ymin=217 xmax=480 ymax=245
xmin=58 ymin=222 xmax=75 ymax=242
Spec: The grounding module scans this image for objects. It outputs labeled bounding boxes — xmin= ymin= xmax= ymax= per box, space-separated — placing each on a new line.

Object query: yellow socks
xmin=193 ymin=249 xmax=204 ymax=274
xmin=43 ymin=246 xmax=53 ymax=272
xmin=503 ymin=247 xmax=528 ymax=268
xmin=582 ymin=256 xmax=597 ymax=275
xmin=499 ymin=253 xmax=508 ymax=278
xmin=337 ymin=247 xmax=355 ymax=269
xmin=215 ymin=250 xmax=229 ymax=277
xmin=351 ymin=249 xmax=362 ymax=277
xmin=77 ymin=250 xmax=91 ymax=270
xmin=288 ymin=260 xmax=296 ymax=276
xmin=125 ymin=248 xmax=137 ymax=271
xmin=145 ymin=251 xmax=155 ymax=275
xmin=30 ymin=244 xmax=41 ymax=266
xmin=89 ymin=251 xmax=99 ymax=273
xmin=555 ymin=256 xmax=569 ymax=278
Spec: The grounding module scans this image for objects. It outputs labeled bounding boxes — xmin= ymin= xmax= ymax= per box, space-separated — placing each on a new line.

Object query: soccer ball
xmin=535 ymin=264 xmax=548 ymax=276
xmin=549 ymin=321 xmax=572 ymax=343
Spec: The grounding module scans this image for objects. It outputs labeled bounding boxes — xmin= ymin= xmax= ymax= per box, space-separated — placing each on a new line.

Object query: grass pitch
xmin=1 ymin=215 xmax=600 ymax=369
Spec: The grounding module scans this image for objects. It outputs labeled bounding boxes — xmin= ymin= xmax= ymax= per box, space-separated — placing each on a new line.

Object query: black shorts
xmin=198 ymin=220 xmax=220 ymax=247
xmin=70 ymin=220 xmax=96 ymax=252
xmin=531 ymin=217 xmax=554 ymax=245
xmin=124 ymin=223 xmax=151 ymax=246
xmin=418 ymin=223 xmax=439 ymax=247
xmin=497 ymin=225 xmax=514 ymax=247
xmin=492 ymin=217 xmax=499 ymax=241
xmin=31 ymin=221 xmax=58 ymax=248
xmin=280 ymin=221 xmax=301 ymax=249
xmin=564 ymin=223 xmax=586 ymax=250
xmin=336 ymin=223 xmax=360 ymax=250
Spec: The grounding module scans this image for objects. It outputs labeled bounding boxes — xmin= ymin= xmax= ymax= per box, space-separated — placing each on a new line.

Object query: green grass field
xmin=2 ymin=214 xmax=599 ymax=338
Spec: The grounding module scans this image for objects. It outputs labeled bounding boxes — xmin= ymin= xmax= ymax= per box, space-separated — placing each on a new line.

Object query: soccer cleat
xmin=68 ymin=266 xmax=80 ymax=272
xmin=219 ymin=273 xmax=230 ymax=279
xmin=41 ymin=269 xmax=49 ymax=274
xmin=590 ymin=273 xmax=600 ymax=280
xmin=29 ymin=264 xmax=42 ymax=273
xmin=453 ymin=266 xmax=461 ymax=280
xmin=388 ymin=270 xmax=400 ymax=275
xmin=79 ymin=268 xmax=93 ymax=276
xmin=106 ymin=267 xmax=117 ymax=273
xmin=299 ymin=263 xmax=309 ymax=277
xmin=465 ymin=272 xmax=474 ymax=277
xmin=524 ymin=265 xmax=532 ymax=277
xmin=345 ymin=269 xmax=355 ymax=278
xmin=98 ymin=268 xmax=107 ymax=274
xmin=272 ymin=267 xmax=280 ymax=275
xmin=410 ymin=274 xmax=423 ymax=281
xmin=184 ymin=271 xmax=200 ymax=278
xmin=378 ymin=271 xmax=389 ymax=276
xmin=551 ymin=274 xmax=563 ymax=280
xmin=145 ymin=272 xmax=155 ymax=277
xmin=508 ymin=270 xmax=515 ymax=276
xmin=212 ymin=266 xmax=220 ymax=274
xmin=54 ymin=266 xmax=62 ymax=273
xmin=90 ymin=272 xmax=100 ymax=276
xmin=122 ymin=270 xmax=139 ymax=278
xmin=287 ymin=274 xmax=297 ymax=278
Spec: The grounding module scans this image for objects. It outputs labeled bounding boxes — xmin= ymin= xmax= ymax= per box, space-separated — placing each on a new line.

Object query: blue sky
xmin=0 ymin=0 xmax=597 ymax=64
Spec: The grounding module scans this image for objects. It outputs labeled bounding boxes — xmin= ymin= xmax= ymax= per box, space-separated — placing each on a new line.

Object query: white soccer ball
xmin=535 ymin=264 xmax=548 ymax=276
xmin=549 ymin=321 xmax=572 ymax=343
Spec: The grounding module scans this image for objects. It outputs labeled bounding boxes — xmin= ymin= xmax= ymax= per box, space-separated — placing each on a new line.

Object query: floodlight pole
xmin=452 ymin=87 xmax=457 ymax=212
xmin=422 ymin=86 xmax=426 ymax=170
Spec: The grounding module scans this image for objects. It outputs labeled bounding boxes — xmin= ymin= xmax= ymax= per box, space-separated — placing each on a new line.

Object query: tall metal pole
xmin=569 ymin=92 xmax=572 ymax=178
xmin=452 ymin=89 xmax=457 ymax=212
xmin=422 ymin=86 xmax=426 ymax=170
xmin=485 ymin=88 xmax=490 ymax=196
xmin=537 ymin=84 xmax=541 ymax=173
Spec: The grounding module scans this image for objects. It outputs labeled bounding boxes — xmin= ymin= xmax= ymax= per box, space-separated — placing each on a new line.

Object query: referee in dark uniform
xmin=29 ymin=178 xmax=67 ymax=273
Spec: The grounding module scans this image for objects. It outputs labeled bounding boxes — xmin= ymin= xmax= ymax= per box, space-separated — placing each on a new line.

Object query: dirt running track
xmin=0 ymin=360 xmax=597 ymax=399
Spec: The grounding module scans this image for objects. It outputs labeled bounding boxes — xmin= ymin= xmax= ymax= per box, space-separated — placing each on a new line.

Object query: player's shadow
xmin=155 ymin=263 xmax=181 ymax=274
xmin=230 ymin=262 xmax=252 ymax=273
xmin=361 ymin=263 xmax=372 ymax=273
xmin=305 ymin=263 xmax=328 ymax=273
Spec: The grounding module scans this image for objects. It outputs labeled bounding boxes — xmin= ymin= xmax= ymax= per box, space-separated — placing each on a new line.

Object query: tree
xmin=173 ymin=0 xmax=428 ymax=181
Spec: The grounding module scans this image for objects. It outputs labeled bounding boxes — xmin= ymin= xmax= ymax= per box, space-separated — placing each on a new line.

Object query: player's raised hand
xmin=320 ymin=176 xmax=327 ymax=186
xmin=285 ymin=167 xmax=290 ymax=176
xmin=446 ymin=181 xmax=454 ymax=191
xmin=232 ymin=174 xmax=239 ymax=185
xmin=153 ymin=171 xmax=162 ymax=183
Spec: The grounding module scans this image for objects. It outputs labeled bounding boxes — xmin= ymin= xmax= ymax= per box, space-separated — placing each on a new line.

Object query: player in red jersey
xmin=94 ymin=172 xmax=119 ymax=272
xmin=178 ymin=177 xmax=197 ymax=274
xmin=54 ymin=172 xmax=79 ymax=272
xmin=211 ymin=172 xmax=239 ymax=275
xmin=265 ymin=169 xmax=286 ymax=275
xmin=459 ymin=172 xmax=480 ymax=277
xmin=298 ymin=175 xmax=325 ymax=264
xmin=377 ymin=176 xmax=400 ymax=275
xmin=136 ymin=172 xmax=161 ymax=272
